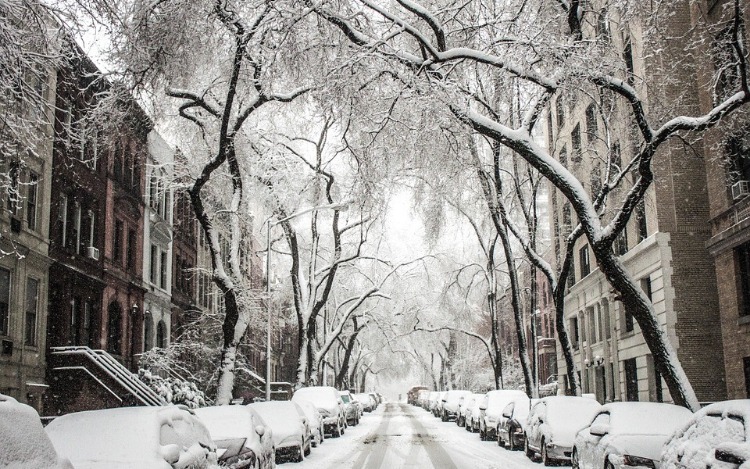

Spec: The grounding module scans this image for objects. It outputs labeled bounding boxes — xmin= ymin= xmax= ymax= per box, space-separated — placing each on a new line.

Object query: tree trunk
xmin=593 ymin=245 xmax=699 ymax=410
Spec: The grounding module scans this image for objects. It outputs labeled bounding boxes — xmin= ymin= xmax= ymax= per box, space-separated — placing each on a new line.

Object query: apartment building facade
xmin=0 ymin=33 xmax=58 ymax=413
xmin=549 ymin=2 xmax=726 ymax=404
xmin=693 ymin=0 xmax=750 ymax=400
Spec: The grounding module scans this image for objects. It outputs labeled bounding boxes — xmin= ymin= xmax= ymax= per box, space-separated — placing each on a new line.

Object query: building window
xmin=74 ymin=202 xmax=82 ymax=254
xmin=59 ymin=194 xmax=68 ymax=247
xmin=726 ymin=134 xmax=750 ymax=185
xmin=107 ymin=302 xmax=122 ymax=354
xmin=613 ymin=228 xmax=628 ymax=256
xmin=26 ymin=172 xmax=38 ymax=230
xmin=114 ymin=220 xmax=124 ymax=265
xmin=640 ymin=277 xmax=653 ymax=302
xmin=556 ymin=96 xmax=565 ymax=129
xmin=744 ymin=357 xmax=750 ymax=398
xmin=24 ymin=278 xmax=38 ymax=346
xmin=88 ymin=210 xmax=96 ymax=249
xmin=624 ymin=358 xmax=638 ymax=401
xmin=127 ymin=229 xmax=136 ymax=271
xmin=585 ymin=104 xmax=598 ymax=143
xmin=7 ymin=161 xmax=20 ymax=215
xmin=570 ymin=316 xmax=579 ymax=349
xmin=150 ymin=245 xmax=158 ymax=284
xmin=156 ymin=320 xmax=166 ymax=348
xmin=713 ymin=22 xmax=744 ymax=104
xmin=580 ymin=244 xmax=591 ymax=278
xmin=737 ymin=242 xmax=750 ymax=317
xmin=571 ymin=124 xmax=582 ymax=163
xmin=70 ymin=296 xmax=80 ymax=345
xmin=624 ymin=305 xmax=635 ymax=331
xmin=0 ymin=268 xmax=10 ymax=336
xmin=160 ymin=251 xmax=168 ymax=289
xmin=635 ymin=200 xmax=647 ymax=242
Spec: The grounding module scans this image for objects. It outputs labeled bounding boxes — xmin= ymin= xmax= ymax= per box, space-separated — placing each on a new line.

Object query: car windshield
xmin=341 ymin=395 xmax=351 ymax=404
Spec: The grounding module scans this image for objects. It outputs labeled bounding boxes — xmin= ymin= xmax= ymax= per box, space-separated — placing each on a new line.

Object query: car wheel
xmin=297 ymin=445 xmax=305 ymax=463
xmin=304 ymin=441 xmax=311 ymax=456
xmin=480 ymin=424 xmax=487 ymax=441
xmin=497 ymin=430 xmax=504 ymax=447
xmin=605 ymin=462 xmax=614 ymax=469
xmin=525 ymin=438 xmax=534 ymax=459
xmin=508 ymin=432 xmax=515 ymax=451
xmin=571 ymin=448 xmax=580 ymax=469
xmin=441 ymin=412 xmax=447 ymax=422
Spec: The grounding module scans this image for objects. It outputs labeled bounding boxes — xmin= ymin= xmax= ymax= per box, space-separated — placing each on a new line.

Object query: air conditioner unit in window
xmin=87 ymin=246 xmax=100 ymax=260
xmin=732 ymin=180 xmax=750 ymax=201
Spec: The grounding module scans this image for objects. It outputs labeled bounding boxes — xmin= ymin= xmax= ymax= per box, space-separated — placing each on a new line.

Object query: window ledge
xmin=738 ymin=315 xmax=750 ymax=326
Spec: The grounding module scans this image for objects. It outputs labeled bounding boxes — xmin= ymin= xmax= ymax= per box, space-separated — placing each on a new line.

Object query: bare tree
xmin=312 ymin=0 xmax=750 ymax=409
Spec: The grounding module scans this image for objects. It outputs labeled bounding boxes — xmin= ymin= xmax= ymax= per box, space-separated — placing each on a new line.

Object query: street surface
xmin=295 ymin=402 xmax=540 ymax=468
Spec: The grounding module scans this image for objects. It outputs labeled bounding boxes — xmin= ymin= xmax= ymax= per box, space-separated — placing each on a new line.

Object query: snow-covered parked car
xmin=467 ymin=393 xmax=486 ymax=432
xmin=572 ymin=402 xmax=692 ymax=469
xmin=45 ymin=405 xmax=218 ymax=469
xmin=292 ymin=386 xmax=346 ymax=437
xmin=194 ymin=405 xmax=276 ymax=469
xmin=354 ymin=393 xmax=375 ymax=412
xmin=295 ymin=399 xmax=325 ymax=448
xmin=0 ymin=394 xmax=74 ymax=469
xmin=339 ymin=390 xmax=360 ymax=426
xmin=249 ymin=401 xmax=311 ymax=463
xmin=457 ymin=393 xmax=478 ymax=427
xmin=441 ymin=390 xmax=472 ymax=422
xmin=478 ymin=389 xmax=528 ymax=441
xmin=661 ymin=399 xmax=750 ymax=469
xmin=427 ymin=392 xmax=439 ymax=413
xmin=497 ymin=395 xmax=533 ymax=450
xmin=418 ymin=390 xmax=431 ymax=408
xmin=524 ymin=395 xmax=602 ymax=466
xmin=433 ymin=391 xmax=448 ymax=417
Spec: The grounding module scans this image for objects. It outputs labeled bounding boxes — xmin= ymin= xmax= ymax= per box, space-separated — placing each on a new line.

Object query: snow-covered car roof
xmin=249 ymin=401 xmax=306 ymax=448
xmin=292 ymin=386 xmax=340 ymax=410
xmin=45 ymin=405 xmax=217 ymax=469
xmin=599 ymin=402 xmax=692 ymax=436
xmin=486 ymin=390 xmax=528 ymax=411
xmin=0 ymin=394 xmax=74 ymax=469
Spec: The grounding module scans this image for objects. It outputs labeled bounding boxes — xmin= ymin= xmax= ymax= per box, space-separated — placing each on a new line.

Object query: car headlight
xmin=622 ymin=455 xmax=656 ymax=468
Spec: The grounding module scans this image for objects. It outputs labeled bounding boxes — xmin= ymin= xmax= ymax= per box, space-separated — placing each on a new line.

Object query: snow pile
xmin=0 ymin=394 xmax=73 ymax=469
xmin=138 ymin=369 xmax=207 ymax=409
xmin=661 ymin=400 xmax=750 ymax=469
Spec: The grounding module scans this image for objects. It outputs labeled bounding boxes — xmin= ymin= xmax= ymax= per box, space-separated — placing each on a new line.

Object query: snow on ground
xmin=293 ymin=402 xmax=540 ymax=468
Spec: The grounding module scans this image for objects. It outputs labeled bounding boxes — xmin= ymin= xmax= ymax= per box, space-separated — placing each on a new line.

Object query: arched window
xmin=144 ymin=311 xmax=153 ymax=351
xmin=107 ymin=302 xmax=122 ymax=354
xmin=156 ymin=320 xmax=167 ymax=348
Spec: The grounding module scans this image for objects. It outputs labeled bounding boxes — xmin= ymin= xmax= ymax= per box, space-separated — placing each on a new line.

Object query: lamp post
xmin=265 ymin=201 xmax=351 ymax=401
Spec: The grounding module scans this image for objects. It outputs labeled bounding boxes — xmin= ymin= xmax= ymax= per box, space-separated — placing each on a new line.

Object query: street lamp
xmin=265 ymin=201 xmax=351 ymax=401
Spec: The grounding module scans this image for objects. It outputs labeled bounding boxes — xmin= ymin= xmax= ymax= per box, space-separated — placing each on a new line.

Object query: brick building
xmin=693 ymin=0 xmax=750 ymax=399
xmin=548 ymin=1 xmax=726 ymax=404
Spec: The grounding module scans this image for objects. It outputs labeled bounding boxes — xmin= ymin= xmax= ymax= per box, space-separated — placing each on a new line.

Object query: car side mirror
xmin=502 ymin=410 xmax=512 ymax=419
xmin=715 ymin=443 xmax=747 ymax=465
xmin=479 ymin=406 xmax=487 ymax=411
xmin=589 ymin=423 xmax=610 ymax=437
xmin=160 ymin=444 xmax=181 ymax=464
xmin=255 ymin=425 xmax=266 ymax=437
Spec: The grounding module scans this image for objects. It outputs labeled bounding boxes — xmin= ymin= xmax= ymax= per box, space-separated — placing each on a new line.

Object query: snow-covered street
xmin=295 ymin=403 xmax=539 ymax=469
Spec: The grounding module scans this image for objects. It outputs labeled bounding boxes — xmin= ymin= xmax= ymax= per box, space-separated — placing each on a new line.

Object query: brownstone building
xmin=693 ymin=0 xmax=750 ymax=400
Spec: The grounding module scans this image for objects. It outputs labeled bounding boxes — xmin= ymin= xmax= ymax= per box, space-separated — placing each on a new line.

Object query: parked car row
xmin=1 ymin=386 xmax=380 ymax=468
xmin=415 ymin=389 xmax=750 ymax=469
